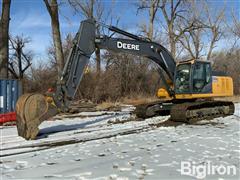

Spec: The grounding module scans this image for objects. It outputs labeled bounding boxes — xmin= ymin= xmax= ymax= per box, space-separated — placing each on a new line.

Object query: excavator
xmin=16 ymin=19 xmax=235 ymax=140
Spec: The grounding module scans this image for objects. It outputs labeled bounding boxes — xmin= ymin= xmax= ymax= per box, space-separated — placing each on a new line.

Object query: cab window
xmin=192 ymin=62 xmax=211 ymax=93
xmin=175 ymin=64 xmax=191 ymax=93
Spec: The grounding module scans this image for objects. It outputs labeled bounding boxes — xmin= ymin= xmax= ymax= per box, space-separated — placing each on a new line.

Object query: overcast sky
xmin=2 ymin=0 xmax=240 ymax=63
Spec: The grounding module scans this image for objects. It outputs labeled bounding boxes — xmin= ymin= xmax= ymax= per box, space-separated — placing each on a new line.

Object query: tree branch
xmin=43 ymin=0 xmax=52 ymax=16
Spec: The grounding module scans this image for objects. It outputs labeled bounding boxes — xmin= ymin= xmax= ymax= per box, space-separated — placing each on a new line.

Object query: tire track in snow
xmin=1 ymin=125 xmax=154 ymax=157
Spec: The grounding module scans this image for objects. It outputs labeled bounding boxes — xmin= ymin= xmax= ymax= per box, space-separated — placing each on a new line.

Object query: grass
xmin=96 ymin=101 xmax=121 ymax=111
xmin=214 ymin=95 xmax=240 ymax=103
xmin=121 ymin=96 xmax=159 ymax=105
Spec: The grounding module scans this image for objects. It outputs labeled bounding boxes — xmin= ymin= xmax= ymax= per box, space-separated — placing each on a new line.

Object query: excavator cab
xmin=174 ymin=60 xmax=212 ymax=95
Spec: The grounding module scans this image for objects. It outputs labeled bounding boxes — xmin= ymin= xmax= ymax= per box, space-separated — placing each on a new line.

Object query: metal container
xmin=0 ymin=79 xmax=22 ymax=114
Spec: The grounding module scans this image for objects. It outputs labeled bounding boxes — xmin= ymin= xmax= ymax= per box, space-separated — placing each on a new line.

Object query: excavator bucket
xmin=16 ymin=93 xmax=59 ymax=140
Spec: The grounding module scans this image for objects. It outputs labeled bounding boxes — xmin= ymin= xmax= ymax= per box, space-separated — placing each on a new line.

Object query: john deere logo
xmin=117 ymin=41 xmax=140 ymax=51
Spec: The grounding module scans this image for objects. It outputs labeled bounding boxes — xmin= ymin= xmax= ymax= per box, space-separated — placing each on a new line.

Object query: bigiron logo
xmin=180 ymin=161 xmax=237 ymax=179
xmin=117 ymin=41 xmax=140 ymax=51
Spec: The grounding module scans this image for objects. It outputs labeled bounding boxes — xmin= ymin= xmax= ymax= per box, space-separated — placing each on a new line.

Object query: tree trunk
xmin=207 ymin=40 xmax=214 ymax=61
xmin=95 ymin=25 xmax=101 ymax=75
xmin=169 ymin=38 xmax=176 ymax=58
xmin=149 ymin=3 xmax=154 ymax=40
xmin=17 ymin=45 xmax=23 ymax=79
xmin=169 ymin=24 xmax=176 ymax=58
xmin=95 ymin=47 xmax=101 ymax=75
xmin=0 ymin=0 xmax=11 ymax=78
xmin=207 ymin=29 xmax=218 ymax=60
xmin=44 ymin=0 xmax=64 ymax=79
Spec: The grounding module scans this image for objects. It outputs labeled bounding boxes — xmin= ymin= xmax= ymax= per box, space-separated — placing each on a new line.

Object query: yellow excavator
xmin=16 ymin=19 xmax=234 ymax=140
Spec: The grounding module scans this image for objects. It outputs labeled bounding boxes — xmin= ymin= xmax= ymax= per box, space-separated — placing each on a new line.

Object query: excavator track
xmin=170 ymin=101 xmax=235 ymax=123
xmin=134 ymin=100 xmax=172 ymax=118
xmin=135 ymin=100 xmax=235 ymax=123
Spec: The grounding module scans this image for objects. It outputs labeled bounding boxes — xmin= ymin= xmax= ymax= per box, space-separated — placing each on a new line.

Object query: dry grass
xmin=121 ymin=96 xmax=159 ymax=105
xmin=214 ymin=95 xmax=240 ymax=103
xmin=96 ymin=95 xmax=159 ymax=107
xmin=96 ymin=101 xmax=121 ymax=111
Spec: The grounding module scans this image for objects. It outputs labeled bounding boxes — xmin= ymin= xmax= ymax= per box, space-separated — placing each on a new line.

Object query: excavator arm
xmin=55 ymin=19 xmax=176 ymax=111
xmin=16 ymin=19 xmax=176 ymax=140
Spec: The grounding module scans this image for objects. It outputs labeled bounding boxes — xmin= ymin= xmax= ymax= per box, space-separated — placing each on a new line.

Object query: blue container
xmin=0 ymin=79 xmax=22 ymax=114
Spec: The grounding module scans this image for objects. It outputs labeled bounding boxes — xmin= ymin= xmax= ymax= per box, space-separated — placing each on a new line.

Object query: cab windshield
xmin=175 ymin=63 xmax=191 ymax=93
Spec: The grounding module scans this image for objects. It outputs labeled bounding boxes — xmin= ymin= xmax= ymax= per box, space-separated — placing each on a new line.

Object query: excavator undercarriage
xmin=134 ymin=100 xmax=234 ymax=123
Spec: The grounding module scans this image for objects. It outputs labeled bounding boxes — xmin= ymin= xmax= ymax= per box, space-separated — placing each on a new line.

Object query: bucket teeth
xmin=16 ymin=93 xmax=59 ymax=140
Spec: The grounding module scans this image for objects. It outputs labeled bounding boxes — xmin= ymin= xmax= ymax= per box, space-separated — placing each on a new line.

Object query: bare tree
xmin=135 ymin=0 xmax=160 ymax=80
xmin=0 ymin=0 xmax=11 ymax=78
xmin=47 ymin=33 xmax=73 ymax=73
xmin=179 ymin=29 xmax=203 ymax=60
xmin=212 ymin=49 xmax=240 ymax=95
xmin=8 ymin=35 xmax=32 ymax=79
xmin=137 ymin=0 xmax=160 ymax=40
xmin=68 ymin=0 xmax=106 ymax=75
xmin=203 ymin=2 xmax=225 ymax=60
xmin=177 ymin=1 xmax=205 ymax=60
xmin=43 ymin=0 xmax=64 ymax=79
xmin=160 ymin=0 xmax=184 ymax=58
xmin=27 ymin=62 xmax=57 ymax=93
xmin=231 ymin=12 xmax=240 ymax=38
xmin=177 ymin=1 xmax=225 ymax=61
xmin=227 ymin=10 xmax=240 ymax=50
xmin=159 ymin=0 xmax=201 ymax=58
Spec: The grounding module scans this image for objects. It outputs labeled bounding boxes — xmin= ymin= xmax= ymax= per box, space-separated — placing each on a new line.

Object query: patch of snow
xmin=0 ymin=103 xmax=239 ymax=179
xmin=234 ymin=103 xmax=240 ymax=117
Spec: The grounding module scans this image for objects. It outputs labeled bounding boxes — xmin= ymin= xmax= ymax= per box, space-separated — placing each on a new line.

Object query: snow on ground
xmin=0 ymin=104 xmax=240 ymax=180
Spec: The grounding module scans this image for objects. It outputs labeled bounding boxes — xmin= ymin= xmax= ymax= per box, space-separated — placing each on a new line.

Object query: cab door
xmin=174 ymin=63 xmax=192 ymax=94
xmin=192 ymin=62 xmax=212 ymax=93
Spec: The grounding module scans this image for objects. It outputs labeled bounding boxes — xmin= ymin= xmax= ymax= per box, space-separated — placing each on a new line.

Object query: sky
xmin=7 ymin=0 xmax=147 ymax=60
xmin=1 ymin=0 xmax=240 ymax=64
